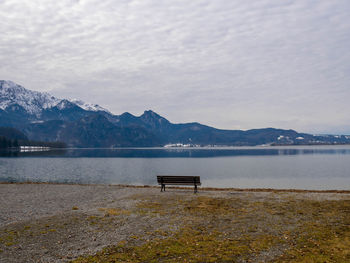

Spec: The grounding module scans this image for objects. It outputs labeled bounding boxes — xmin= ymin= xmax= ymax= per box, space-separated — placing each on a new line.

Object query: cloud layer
xmin=1 ymin=0 xmax=350 ymax=133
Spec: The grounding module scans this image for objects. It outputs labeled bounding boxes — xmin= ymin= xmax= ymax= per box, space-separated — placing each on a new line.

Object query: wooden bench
xmin=157 ymin=175 xmax=201 ymax=193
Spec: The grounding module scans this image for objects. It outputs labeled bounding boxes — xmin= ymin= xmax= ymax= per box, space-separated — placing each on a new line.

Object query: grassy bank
xmin=72 ymin=192 xmax=350 ymax=263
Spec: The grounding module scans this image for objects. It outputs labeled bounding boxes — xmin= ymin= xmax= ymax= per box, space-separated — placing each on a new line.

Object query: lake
xmin=1 ymin=145 xmax=350 ymax=190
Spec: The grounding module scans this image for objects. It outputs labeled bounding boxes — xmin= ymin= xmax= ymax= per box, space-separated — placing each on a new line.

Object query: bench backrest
xmin=157 ymin=175 xmax=201 ymax=185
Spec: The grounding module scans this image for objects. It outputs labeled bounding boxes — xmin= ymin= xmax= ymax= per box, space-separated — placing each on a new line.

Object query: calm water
xmin=1 ymin=146 xmax=350 ymax=190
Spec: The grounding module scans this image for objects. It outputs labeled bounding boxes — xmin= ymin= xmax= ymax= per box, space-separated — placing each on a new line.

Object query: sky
xmin=1 ymin=0 xmax=350 ymax=134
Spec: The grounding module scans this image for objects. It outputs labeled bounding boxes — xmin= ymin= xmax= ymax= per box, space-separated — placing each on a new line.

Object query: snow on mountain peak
xmin=70 ymin=99 xmax=110 ymax=113
xmin=0 ymin=80 xmax=60 ymax=115
xmin=0 ymin=80 xmax=110 ymax=115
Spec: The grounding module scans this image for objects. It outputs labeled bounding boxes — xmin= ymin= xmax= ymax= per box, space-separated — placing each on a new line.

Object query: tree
xmin=0 ymin=137 xmax=5 ymax=148
xmin=13 ymin=139 xmax=19 ymax=148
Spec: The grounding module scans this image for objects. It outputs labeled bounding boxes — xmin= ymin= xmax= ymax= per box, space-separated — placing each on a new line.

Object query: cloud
xmin=1 ymin=0 xmax=350 ymax=133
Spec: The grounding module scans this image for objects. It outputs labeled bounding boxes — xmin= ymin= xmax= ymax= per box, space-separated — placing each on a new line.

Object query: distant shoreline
xmin=3 ymin=143 xmax=350 ymax=151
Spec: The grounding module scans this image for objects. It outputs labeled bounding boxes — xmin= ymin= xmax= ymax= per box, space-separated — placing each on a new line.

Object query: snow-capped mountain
xmin=1 ymin=80 xmax=349 ymax=147
xmin=0 ymin=80 xmax=109 ymax=116
xmin=0 ymin=80 xmax=60 ymax=116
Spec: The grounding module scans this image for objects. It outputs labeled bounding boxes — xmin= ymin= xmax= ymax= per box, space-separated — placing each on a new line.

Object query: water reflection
xmin=0 ymin=149 xmax=67 ymax=157
xmin=0 ymin=146 xmax=350 ymax=189
xmin=1 ymin=146 xmax=350 ymax=158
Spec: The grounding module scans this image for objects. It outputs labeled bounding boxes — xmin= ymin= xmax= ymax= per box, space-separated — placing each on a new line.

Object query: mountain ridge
xmin=0 ymin=80 xmax=110 ymax=116
xmin=1 ymin=80 xmax=349 ymax=147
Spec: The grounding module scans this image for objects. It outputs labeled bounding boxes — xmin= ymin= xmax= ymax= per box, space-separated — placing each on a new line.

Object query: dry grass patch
xmin=276 ymin=199 xmax=350 ymax=262
xmin=98 ymin=208 xmax=131 ymax=217
xmin=69 ymin=193 xmax=350 ymax=262
xmin=72 ymin=226 xmax=283 ymax=263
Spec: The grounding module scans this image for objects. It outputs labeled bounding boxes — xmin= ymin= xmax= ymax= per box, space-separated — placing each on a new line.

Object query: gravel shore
xmin=0 ymin=183 xmax=349 ymax=262
xmin=0 ymin=183 xmax=160 ymax=262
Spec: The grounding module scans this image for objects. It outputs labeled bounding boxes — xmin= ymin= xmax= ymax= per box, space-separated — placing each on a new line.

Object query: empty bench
xmin=157 ymin=175 xmax=201 ymax=193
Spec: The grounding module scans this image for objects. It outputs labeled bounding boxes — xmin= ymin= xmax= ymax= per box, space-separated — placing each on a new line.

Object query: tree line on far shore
xmin=0 ymin=136 xmax=19 ymax=148
xmin=0 ymin=136 xmax=66 ymax=149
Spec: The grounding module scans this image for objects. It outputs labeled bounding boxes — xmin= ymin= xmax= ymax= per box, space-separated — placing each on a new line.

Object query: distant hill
xmin=1 ymin=80 xmax=350 ymax=147
xmin=0 ymin=126 xmax=66 ymax=148
xmin=0 ymin=127 xmax=28 ymax=141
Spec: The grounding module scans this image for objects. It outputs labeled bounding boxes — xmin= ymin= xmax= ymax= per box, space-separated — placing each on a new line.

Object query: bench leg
xmin=194 ymin=184 xmax=198 ymax=194
xmin=161 ymin=184 xmax=165 ymax=192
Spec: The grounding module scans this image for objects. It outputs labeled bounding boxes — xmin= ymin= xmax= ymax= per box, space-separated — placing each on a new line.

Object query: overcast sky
xmin=1 ymin=0 xmax=350 ymax=134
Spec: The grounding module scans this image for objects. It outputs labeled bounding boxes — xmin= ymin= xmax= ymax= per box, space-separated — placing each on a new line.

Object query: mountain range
xmin=1 ymin=80 xmax=349 ymax=147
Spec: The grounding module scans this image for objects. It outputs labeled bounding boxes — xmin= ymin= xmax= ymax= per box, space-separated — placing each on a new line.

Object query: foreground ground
xmin=0 ymin=183 xmax=349 ymax=262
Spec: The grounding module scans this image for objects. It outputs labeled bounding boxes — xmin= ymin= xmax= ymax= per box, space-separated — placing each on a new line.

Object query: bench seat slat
xmin=157 ymin=182 xmax=202 ymax=185
xmin=157 ymin=177 xmax=200 ymax=179
xmin=158 ymin=181 xmax=201 ymax=184
xmin=159 ymin=178 xmax=199 ymax=182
